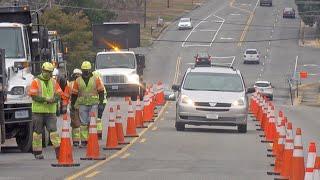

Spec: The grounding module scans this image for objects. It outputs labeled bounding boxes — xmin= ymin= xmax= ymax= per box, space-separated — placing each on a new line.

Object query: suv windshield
xmin=0 ymin=27 xmax=25 ymax=58
xmin=96 ymin=53 xmax=135 ymax=69
xmin=180 ymin=18 xmax=190 ymax=22
xmin=183 ymin=72 xmax=244 ymax=92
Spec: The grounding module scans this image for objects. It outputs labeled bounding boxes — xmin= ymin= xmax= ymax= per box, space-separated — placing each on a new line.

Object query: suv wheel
xmin=238 ymin=124 xmax=247 ymax=133
xmin=175 ymin=122 xmax=185 ymax=131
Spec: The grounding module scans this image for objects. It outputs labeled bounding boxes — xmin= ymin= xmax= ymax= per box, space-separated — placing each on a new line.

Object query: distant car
xmin=283 ymin=8 xmax=295 ymax=18
xmin=260 ymin=0 xmax=272 ymax=6
xmin=178 ymin=18 xmax=193 ymax=30
xmin=254 ymin=81 xmax=274 ymax=100
xmin=194 ymin=52 xmax=211 ymax=67
xmin=172 ymin=64 xmax=255 ymax=133
xmin=243 ymin=49 xmax=260 ymax=64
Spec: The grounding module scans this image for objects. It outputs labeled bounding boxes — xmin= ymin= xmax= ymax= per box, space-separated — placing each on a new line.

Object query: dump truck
xmin=0 ymin=5 xmax=51 ymax=152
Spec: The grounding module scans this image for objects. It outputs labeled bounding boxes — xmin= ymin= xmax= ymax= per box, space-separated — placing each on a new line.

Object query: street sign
xmin=300 ymin=71 xmax=308 ymax=79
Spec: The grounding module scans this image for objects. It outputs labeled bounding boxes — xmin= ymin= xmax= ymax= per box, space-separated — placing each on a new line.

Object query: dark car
xmin=283 ymin=7 xmax=295 ymax=18
xmin=260 ymin=0 xmax=272 ymax=6
xmin=194 ymin=52 xmax=211 ymax=67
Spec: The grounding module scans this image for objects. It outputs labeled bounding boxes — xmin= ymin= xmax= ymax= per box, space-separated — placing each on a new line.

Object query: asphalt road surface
xmin=1 ymin=0 xmax=319 ymax=179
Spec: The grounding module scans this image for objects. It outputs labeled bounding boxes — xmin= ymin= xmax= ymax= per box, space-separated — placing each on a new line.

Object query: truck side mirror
xmin=135 ymin=54 xmax=145 ymax=76
xmin=172 ymin=84 xmax=181 ymax=92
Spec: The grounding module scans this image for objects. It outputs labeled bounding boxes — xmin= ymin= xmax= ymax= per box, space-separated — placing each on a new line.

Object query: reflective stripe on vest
xmin=32 ymin=78 xmax=57 ymax=113
xmin=77 ymin=76 xmax=99 ymax=105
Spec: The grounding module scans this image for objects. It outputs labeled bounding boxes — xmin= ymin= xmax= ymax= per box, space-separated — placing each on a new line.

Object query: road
xmin=1 ymin=0 xmax=318 ymax=179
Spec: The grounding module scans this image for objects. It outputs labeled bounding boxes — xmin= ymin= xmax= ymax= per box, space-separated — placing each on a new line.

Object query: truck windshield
xmin=0 ymin=27 xmax=25 ymax=58
xmin=96 ymin=53 xmax=135 ymax=69
xmin=183 ymin=72 xmax=244 ymax=92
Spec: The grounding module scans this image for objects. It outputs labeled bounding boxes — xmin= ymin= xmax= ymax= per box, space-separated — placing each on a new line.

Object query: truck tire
xmin=237 ymin=124 xmax=247 ymax=133
xmin=16 ymin=122 xmax=33 ymax=153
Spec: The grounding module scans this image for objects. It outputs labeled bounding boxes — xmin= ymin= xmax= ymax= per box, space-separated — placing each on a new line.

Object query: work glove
xmin=46 ymin=97 xmax=55 ymax=104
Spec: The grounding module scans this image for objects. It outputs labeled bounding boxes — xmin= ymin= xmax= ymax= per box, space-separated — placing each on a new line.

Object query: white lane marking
xmin=266 ymin=49 xmax=269 ymax=53
xmin=173 ymin=57 xmax=181 ymax=84
xmin=303 ymin=64 xmax=318 ymax=67
xmin=294 ymin=56 xmax=299 ymax=79
xmin=259 ymin=73 xmax=262 ymax=77
xmin=264 ymin=55 xmax=267 ymax=59
xmin=220 ymin=37 xmax=233 ymax=40
xmin=210 ymin=15 xmax=225 ymax=46
xmin=230 ymin=13 xmax=241 ymax=16
xmin=183 ymin=44 xmax=211 ymax=47
xmin=262 ymin=62 xmax=265 ymax=66
xmin=269 ymin=41 xmax=271 ymax=46
xmin=309 ymin=73 xmax=318 ymax=76
xmin=182 ymin=13 xmax=214 ymax=47
xmin=270 ymin=35 xmax=273 ymax=38
xmin=261 ymin=69 xmax=264 ymax=72
xmin=120 ymin=153 xmax=131 ymax=159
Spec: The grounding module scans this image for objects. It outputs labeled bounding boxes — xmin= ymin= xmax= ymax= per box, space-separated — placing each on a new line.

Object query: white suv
xmin=171 ymin=65 xmax=255 ymax=133
xmin=243 ymin=49 xmax=260 ymax=64
xmin=254 ymin=81 xmax=274 ymax=100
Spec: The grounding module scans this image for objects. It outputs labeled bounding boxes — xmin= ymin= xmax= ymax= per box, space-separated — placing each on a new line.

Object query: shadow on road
xmin=185 ymin=127 xmax=239 ymax=134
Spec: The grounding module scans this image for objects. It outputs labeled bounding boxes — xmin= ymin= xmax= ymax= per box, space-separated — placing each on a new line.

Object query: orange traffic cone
xmin=52 ymin=114 xmax=80 ymax=167
xmin=274 ymin=120 xmax=286 ymax=174
xmin=125 ymin=100 xmax=139 ymax=137
xmin=115 ymin=105 xmax=130 ymax=145
xmin=81 ymin=112 xmax=106 ymax=160
xmin=305 ymin=142 xmax=317 ymax=180
xmin=281 ymin=122 xmax=294 ymax=177
xmin=104 ymin=107 xmax=122 ymax=150
xmin=313 ymin=156 xmax=320 ymax=180
xmin=267 ymin=105 xmax=276 ymax=142
xmin=135 ymin=96 xmax=147 ymax=128
xmin=143 ymin=91 xmax=153 ymax=123
xmin=155 ymin=80 xmax=165 ymax=106
xmin=290 ymin=128 xmax=305 ymax=180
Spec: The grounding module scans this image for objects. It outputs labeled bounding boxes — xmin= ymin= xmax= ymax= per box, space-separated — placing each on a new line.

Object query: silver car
xmin=243 ymin=49 xmax=260 ymax=64
xmin=172 ymin=65 xmax=255 ymax=133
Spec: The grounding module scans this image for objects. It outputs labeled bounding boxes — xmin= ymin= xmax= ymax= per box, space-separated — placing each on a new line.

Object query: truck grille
xmin=194 ymin=102 xmax=231 ymax=107
xmin=104 ymin=75 xmax=126 ymax=84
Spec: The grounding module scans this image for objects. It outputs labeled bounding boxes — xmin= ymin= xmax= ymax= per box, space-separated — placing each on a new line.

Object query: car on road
xmin=194 ymin=52 xmax=211 ymax=67
xmin=283 ymin=7 xmax=295 ymax=18
xmin=254 ymin=81 xmax=274 ymax=100
xmin=171 ymin=65 xmax=255 ymax=133
xmin=243 ymin=49 xmax=260 ymax=64
xmin=178 ymin=18 xmax=193 ymax=30
xmin=260 ymin=0 xmax=272 ymax=6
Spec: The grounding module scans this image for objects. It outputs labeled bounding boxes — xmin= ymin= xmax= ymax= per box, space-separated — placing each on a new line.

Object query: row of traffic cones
xmin=249 ymin=92 xmax=320 ymax=180
xmin=51 ymin=81 xmax=166 ymax=167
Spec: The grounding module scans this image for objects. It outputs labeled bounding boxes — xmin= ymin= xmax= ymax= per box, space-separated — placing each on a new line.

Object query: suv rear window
xmin=183 ymin=72 xmax=244 ymax=92
xmin=246 ymin=50 xmax=258 ymax=54
xmin=255 ymin=83 xmax=270 ymax=87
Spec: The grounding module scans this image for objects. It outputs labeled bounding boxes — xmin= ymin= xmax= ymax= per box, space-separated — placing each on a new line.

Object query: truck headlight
xmin=126 ymin=74 xmax=140 ymax=85
xmin=181 ymin=95 xmax=194 ymax=106
xmin=10 ymin=86 xmax=25 ymax=95
xmin=232 ymin=99 xmax=245 ymax=107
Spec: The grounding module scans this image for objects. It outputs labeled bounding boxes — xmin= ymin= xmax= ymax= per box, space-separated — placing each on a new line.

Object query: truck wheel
xmin=175 ymin=122 xmax=185 ymax=131
xmin=16 ymin=122 xmax=33 ymax=153
xmin=237 ymin=124 xmax=247 ymax=133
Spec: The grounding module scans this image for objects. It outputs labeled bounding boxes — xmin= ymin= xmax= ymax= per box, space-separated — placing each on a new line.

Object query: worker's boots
xmin=54 ymin=147 xmax=60 ymax=160
xmin=34 ymin=151 xmax=44 ymax=160
xmin=98 ymin=133 xmax=102 ymax=140
xmin=73 ymin=141 xmax=80 ymax=147
xmin=79 ymin=141 xmax=87 ymax=148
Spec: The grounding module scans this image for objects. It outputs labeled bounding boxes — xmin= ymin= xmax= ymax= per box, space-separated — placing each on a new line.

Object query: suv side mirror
xmin=135 ymin=54 xmax=145 ymax=76
xmin=172 ymin=84 xmax=181 ymax=92
xmin=246 ymin=87 xmax=255 ymax=94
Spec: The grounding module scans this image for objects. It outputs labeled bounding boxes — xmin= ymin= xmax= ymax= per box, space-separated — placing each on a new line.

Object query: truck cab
xmin=95 ymin=50 xmax=145 ymax=100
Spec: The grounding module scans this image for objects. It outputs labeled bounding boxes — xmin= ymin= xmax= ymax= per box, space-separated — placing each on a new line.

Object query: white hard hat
xmin=73 ymin=68 xmax=82 ymax=75
xmin=52 ymin=68 xmax=59 ymax=76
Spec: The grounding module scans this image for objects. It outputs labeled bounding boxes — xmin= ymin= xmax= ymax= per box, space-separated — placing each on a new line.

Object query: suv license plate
xmin=15 ymin=110 xmax=29 ymax=119
xmin=111 ymin=85 xmax=119 ymax=90
xmin=206 ymin=114 xmax=218 ymax=120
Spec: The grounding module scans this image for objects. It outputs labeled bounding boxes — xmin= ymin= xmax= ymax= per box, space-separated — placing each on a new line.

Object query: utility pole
xmin=144 ymin=0 xmax=147 ymax=28
xmin=167 ymin=0 xmax=170 ymax=8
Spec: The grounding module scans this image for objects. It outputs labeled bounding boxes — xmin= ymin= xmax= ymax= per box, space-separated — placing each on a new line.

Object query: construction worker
xmin=68 ymin=69 xmax=82 ymax=146
xmin=28 ymin=62 xmax=65 ymax=160
xmin=92 ymin=70 xmax=106 ymax=139
xmin=71 ymin=61 xmax=105 ymax=147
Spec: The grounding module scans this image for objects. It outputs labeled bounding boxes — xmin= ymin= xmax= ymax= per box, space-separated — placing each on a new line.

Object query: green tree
xmin=40 ymin=7 xmax=95 ymax=73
